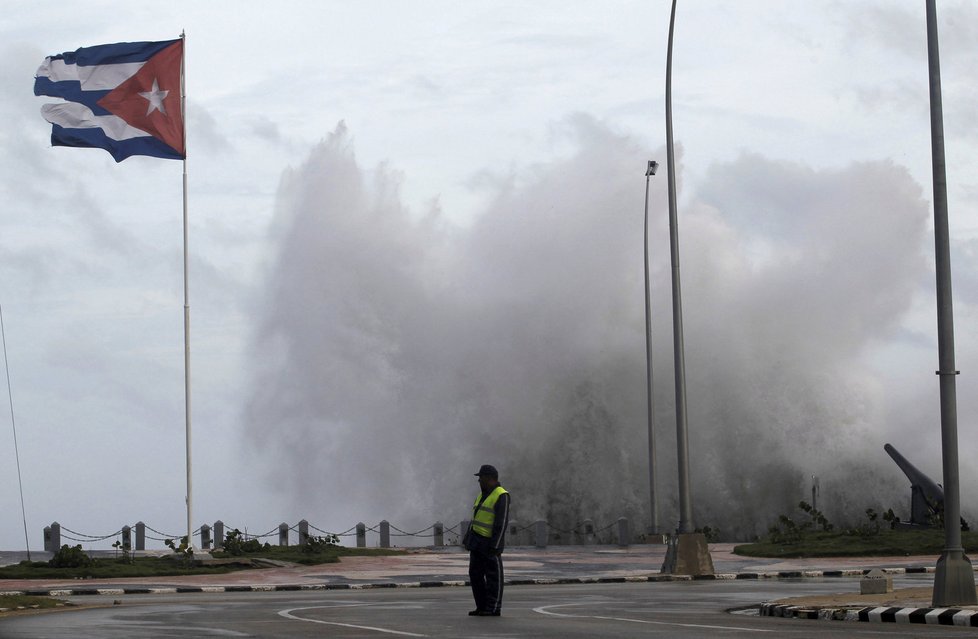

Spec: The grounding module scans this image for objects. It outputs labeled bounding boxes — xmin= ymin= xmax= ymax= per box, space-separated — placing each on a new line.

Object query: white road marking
xmin=118 ymin=625 xmax=249 ymax=637
xmin=278 ymin=604 xmax=428 ymax=637
xmin=533 ymin=601 xmax=777 ymax=633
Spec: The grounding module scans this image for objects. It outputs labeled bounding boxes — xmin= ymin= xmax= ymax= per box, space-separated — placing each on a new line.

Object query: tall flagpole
xmin=180 ymin=30 xmax=194 ymax=553
xmin=1 ymin=305 xmax=32 ymax=560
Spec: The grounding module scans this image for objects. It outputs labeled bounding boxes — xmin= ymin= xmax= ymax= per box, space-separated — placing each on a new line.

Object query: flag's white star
xmin=139 ymin=79 xmax=169 ymax=115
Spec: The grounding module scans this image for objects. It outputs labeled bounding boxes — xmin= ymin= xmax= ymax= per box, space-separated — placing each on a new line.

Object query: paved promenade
xmin=0 ymin=543 xmax=943 ymax=589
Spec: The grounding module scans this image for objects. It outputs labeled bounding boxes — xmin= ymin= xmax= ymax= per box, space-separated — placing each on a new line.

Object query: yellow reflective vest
xmin=471 ymin=486 xmax=508 ymax=538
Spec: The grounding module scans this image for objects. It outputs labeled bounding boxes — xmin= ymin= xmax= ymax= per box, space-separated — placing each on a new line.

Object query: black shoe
xmin=477 ymin=610 xmax=500 ymax=616
xmin=468 ymin=609 xmax=482 ymax=616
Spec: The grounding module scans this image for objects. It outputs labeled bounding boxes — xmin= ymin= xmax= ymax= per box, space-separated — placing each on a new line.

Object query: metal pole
xmin=644 ymin=161 xmax=659 ymax=536
xmin=664 ymin=0 xmax=693 ymax=534
xmin=180 ymin=30 xmax=194 ymax=553
xmin=811 ymin=475 xmax=819 ymax=515
xmin=0 ymin=305 xmax=31 ymax=560
xmin=925 ymin=0 xmax=976 ymax=607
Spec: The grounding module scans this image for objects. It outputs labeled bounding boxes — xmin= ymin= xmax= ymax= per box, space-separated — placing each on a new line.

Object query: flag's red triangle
xmin=97 ymin=40 xmax=184 ymax=156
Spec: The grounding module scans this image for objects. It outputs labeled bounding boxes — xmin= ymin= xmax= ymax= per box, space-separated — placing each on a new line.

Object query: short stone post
xmin=121 ymin=525 xmax=132 ymax=551
xmin=433 ymin=522 xmax=444 ymax=546
xmin=356 ymin=522 xmax=366 ymax=548
xmin=200 ymin=524 xmax=212 ymax=550
xmin=50 ymin=522 xmax=61 ymax=550
xmin=617 ymin=517 xmax=630 ymax=547
xmin=534 ymin=520 xmax=548 ymax=548
xmin=298 ymin=519 xmax=309 ymax=546
xmin=861 ymin=568 xmax=893 ymax=594
xmin=579 ymin=519 xmax=595 ymax=545
xmin=459 ymin=520 xmax=470 ymax=546
xmin=135 ymin=522 xmax=146 ymax=551
xmin=379 ymin=520 xmax=391 ymax=548
xmin=43 ymin=526 xmax=52 ymax=552
xmin=279 ymin=523 xmax=290 ymax=547
xmin=213 ymin=521 xmax=225 ymax=550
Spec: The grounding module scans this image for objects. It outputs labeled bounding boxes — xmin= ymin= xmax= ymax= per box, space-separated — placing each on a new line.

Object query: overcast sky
xmin=2 ymin=1 xmax=977 ymax=550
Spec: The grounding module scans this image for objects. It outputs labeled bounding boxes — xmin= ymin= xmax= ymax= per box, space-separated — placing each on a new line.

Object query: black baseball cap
xmin=474 ymin=464 xmax=498 ymax=478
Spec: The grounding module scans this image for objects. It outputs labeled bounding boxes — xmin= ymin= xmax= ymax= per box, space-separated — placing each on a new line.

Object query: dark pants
xmin=468 ymin=535 xmax=504 ymax=613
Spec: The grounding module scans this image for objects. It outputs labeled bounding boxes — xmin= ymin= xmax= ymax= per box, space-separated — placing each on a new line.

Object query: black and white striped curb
xmin=757 ymin=565 xmax=978 ymax=626
xmin=0 ymin=576 xmax=660 ymax=598
xmin=0 ymin=565 xmax=944 ymax=599
xmin=761 ymin=603 xmax=978 ymax=627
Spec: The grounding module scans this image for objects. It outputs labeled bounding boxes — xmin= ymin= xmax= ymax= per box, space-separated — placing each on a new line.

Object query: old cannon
xmin=884 ymin=443 xmax=943 ymax=528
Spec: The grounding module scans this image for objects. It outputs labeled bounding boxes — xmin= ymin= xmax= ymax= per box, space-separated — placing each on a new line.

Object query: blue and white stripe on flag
xmin=34 ymin=39 xmax=185 ymax=162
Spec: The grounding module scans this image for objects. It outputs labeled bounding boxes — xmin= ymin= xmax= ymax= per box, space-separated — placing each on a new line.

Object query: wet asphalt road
xmin=1 ymin=574 xmax=972 ymax=639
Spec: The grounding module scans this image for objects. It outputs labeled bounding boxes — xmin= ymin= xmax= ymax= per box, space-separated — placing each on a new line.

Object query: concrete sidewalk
xmin=2 ymin=544 xmax=976 ymax=626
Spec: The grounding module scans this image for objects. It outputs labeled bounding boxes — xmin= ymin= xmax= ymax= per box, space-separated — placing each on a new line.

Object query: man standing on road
xmin=464 ymin=464 xmax=510 ymax=617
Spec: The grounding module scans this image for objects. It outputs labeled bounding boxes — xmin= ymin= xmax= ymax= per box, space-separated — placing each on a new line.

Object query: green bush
xmin=302 ymin=534 xmax=340 ymax=554
xmin=49 ymin=544 xmax=94 ymax=568
xmin=765 ymin=501 xmax=835 ymax=545
xmin=222 ymin=529 xmax=270 ymax=556
xmin=767 ymin=514 xmax=809 ymax=545
xmin=112 ymin=539 xmax=133 ymax=564
xmin=882 ymin=508 xmax=899 ymax=529
xmin=735 ymin=528 xmax=978 ymax=558
xmin=798 ymin=501 xmax=833 ymax=532
xmin=164 ymin=536 xmax=194 ymax=565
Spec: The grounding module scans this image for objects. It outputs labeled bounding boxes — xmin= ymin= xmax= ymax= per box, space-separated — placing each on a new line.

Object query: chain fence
xmin=59 ymin=526 xmax=123 ymax=544
xmin=44 ymin=516 xmax=640 ymax=550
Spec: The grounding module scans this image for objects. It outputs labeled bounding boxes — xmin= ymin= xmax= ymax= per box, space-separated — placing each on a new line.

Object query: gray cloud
xmin=188 ymin=101 xmax=232 ymax=153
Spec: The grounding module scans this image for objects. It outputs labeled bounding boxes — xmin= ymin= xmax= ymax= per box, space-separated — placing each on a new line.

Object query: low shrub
xmin=48 ymin=544 xmax=94 ymax=569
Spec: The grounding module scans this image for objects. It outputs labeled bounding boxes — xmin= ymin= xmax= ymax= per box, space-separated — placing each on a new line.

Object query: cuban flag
xmin=34 ymin=38 xmax=185 ymax=162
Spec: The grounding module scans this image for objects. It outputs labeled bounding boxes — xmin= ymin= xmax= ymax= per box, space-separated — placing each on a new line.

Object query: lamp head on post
xmin=646 ymin=160 xmax=659 ymax=177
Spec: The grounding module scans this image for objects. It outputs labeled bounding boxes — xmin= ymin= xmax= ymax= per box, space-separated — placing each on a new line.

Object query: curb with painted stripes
xmin=0 ymin=574 xmax=676 ymax=597
xmin=754 ymin=564 xmax=978 ymax=626
xmin=760 ymin=602 xmax=978 ymax=627
xmin=0 ymin=565 xmax=942 ymax=599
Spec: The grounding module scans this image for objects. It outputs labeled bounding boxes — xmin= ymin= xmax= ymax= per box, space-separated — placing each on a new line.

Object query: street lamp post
xmin=658 ymin=0 xmax=713 ymax=576
xmin=644 ymin=160 xmax=660 ymax=537
xmin=663 ymin=0 xmax=693 ymax=537
xmin=925 ymin=0 xmax=977 ymax=607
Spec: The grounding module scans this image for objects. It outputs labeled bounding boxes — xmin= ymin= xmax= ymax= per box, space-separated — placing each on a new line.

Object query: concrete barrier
xmin=508 ymin=521 xmax=521 ymax=546
xmin=617 ymin=517 xmax=629 ymax=547
xmin=200 ymin=524 xmax=211 ymax=550
xmin=48 ymin=522 xmax=61 ymax=551
xmin=579 ymin=519 xmax=595 ymax=545
xmin=534 ymin=520 xmax=547 ymax=548
xmin=135 ymin=522 xmax=146 ymax=551
xmin=459 ymin=520 xmax=470 ymax=547
xmin=214 ymin=521 xmax=225 ymax=550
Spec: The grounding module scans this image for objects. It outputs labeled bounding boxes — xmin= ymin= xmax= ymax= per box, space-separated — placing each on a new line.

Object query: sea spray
xmin=244 ymin=119 xmax=965 ymax=540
